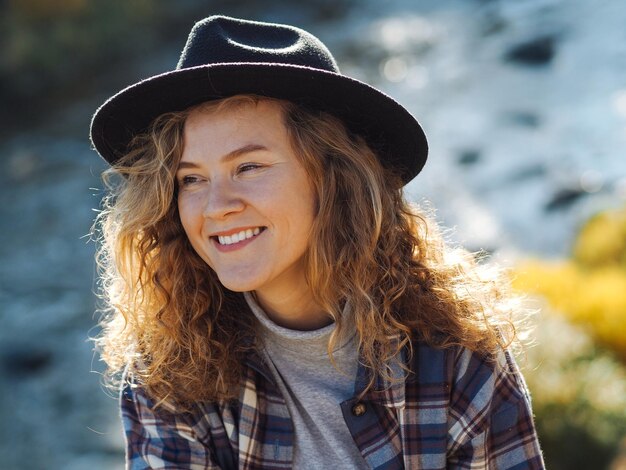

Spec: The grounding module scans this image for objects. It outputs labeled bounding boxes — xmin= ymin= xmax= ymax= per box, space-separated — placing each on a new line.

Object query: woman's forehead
xmin=184 ymin=99 xmax=284 ymax=137
xmin=187 ymin=95 xmax=286 ymax=121
xmin=180 ymin=99 xmax=291 ymax=163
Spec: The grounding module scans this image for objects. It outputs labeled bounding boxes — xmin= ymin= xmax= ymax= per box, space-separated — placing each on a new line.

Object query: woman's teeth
xmin=217 ymin=227 xmax=261 ymax=245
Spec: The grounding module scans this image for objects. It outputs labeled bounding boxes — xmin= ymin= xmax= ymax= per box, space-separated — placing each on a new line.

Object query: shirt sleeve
xmin=447 ymin=348 xmax=545 ymax=469
xmin=120 ymin=382 xmax=221 ymax=470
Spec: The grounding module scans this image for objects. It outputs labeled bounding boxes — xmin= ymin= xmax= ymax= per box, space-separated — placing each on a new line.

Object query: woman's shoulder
xmin=407 ymin=340 xmax=530 ymax=406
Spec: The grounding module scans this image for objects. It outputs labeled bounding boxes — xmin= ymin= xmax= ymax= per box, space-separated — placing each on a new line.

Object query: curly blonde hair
xmin=93 ymin=95 xmax=520 ymax=408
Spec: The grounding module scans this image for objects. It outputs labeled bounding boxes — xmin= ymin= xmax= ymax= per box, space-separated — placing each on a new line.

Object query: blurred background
xmin=1 ymin=0 xmax=625 ymax=468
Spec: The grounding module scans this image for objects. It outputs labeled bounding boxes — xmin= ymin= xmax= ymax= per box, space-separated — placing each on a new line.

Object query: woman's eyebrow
xmin=178 ymin=144 xmax=268 ymax=170
xmin=177 ymin=161 xmax=200 ymax=170
xmin=221 ymin=144 xmax=268 ymax=162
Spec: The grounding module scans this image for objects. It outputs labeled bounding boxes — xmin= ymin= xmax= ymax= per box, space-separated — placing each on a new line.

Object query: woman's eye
xmin=179 ymin=175 xmax=201 ymax=186
xmin=237 ymin=163 xmax=262 ymax=174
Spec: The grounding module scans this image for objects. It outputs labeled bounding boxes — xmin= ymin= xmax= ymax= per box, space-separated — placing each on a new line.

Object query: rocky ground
xmin=1 ymin=0 xmax=625 ymax=468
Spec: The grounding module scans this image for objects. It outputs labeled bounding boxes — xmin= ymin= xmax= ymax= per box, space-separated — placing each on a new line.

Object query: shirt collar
xmin=243 ymin=347 xmax=278 ymax=386
xmin=356 ymin=343 xmax=407 ymax=410
xmin=243 ymin=337 xmax=408 ymax=410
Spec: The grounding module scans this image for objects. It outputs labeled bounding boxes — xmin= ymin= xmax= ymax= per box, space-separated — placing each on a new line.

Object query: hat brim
xmin=90 ymin=63 xmax=428 ymax=185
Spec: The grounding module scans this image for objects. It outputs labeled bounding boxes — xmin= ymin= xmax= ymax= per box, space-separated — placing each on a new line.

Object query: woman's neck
xmin=252 ymin=286 xmax=332 ymax=331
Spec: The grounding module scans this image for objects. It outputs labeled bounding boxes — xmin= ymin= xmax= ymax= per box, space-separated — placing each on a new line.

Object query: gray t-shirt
xmin=244 ymin=293 xmax=369 ymax=469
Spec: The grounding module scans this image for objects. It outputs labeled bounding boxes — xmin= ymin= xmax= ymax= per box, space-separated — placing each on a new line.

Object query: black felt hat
xmin=90 ymin=15 xmax=428 ymax=185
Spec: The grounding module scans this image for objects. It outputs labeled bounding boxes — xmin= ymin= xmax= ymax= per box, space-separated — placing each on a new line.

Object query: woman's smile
xmin=211 ymin=226 xmax=266 ymax=251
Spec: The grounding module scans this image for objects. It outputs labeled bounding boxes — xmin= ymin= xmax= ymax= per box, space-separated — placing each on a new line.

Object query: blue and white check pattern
xmin=121 ymin=342 xmax=544 ymax=469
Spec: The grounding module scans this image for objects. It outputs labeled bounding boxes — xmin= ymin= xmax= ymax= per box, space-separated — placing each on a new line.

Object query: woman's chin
xmin=216 ymin=275 xmax=260 ymax=293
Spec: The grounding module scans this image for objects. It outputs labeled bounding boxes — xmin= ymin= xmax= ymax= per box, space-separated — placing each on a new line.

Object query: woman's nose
xmin=202 ymin=180 xmax=245 ymax=220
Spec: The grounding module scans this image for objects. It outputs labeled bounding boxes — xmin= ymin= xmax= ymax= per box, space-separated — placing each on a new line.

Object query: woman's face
xmin=177 ymin=100 xmax=317 ymax=299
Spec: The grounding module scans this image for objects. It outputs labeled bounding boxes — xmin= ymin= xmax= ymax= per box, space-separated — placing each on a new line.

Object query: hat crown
xmin=177 ymin=15 xmax=340 ymax=72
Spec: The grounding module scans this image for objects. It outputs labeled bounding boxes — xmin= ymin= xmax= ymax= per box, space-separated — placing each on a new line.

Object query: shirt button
xmin=351 ymin=402 xmax=367 ymax=417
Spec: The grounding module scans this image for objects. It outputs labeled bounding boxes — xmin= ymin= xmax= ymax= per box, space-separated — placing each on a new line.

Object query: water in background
xmin=1 ymin=0 xmax=625 ymax=468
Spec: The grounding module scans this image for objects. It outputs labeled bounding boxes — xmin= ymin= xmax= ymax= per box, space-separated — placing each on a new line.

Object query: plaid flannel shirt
xmin=121 ymin=341 xmax=545 ymax=469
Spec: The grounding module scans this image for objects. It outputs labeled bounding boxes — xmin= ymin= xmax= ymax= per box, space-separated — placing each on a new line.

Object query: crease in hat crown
xmin=176 ymin=16 xmax=339 ymax=71
xmin=89 ymin=14 xmax=428 ymax=185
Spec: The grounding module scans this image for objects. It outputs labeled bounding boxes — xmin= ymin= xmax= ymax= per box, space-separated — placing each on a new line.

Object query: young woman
xmin=91 ymin=15 xmax=544 ymax=469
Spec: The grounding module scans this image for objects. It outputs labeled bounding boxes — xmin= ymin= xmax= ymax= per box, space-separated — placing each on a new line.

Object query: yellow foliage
xmin=574 ymin=208 xmax=626 ymax=268
xmin=514 ymin=262 xmax=626 ymax=360
xmin=514 ymin=206 xmax=626 ymax=361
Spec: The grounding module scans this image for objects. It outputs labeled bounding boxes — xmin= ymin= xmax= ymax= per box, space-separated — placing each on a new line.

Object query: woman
xmin=91 ymin=15 xmax=544 ymax=469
